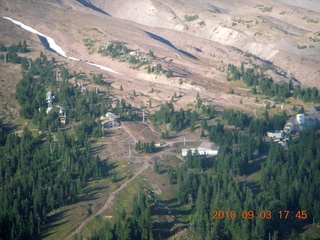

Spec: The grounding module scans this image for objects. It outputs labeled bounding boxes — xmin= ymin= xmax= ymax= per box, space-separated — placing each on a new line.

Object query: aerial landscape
xmin=0 ymin=0 xmax=320 ymax=239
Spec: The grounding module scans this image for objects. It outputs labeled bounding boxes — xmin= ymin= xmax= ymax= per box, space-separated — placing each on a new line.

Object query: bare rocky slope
xmin=89 ymin=0 xmax=320 ymax=87
xmin=1 ymin=0 xmax=319 ymax=89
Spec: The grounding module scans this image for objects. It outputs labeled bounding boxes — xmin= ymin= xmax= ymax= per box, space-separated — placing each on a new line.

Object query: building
xmin=267 ymin=130 xmax=284 ymax=139
xmin=182 ymin=147 xmax=219 ymax=157
xmin=284 ymin=112 xmax=320 ymax=134
xmin=181 ymin=142 xmax=219 ymax=157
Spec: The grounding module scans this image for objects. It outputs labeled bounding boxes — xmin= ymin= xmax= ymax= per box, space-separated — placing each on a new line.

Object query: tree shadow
xmin=105 ymin=162 xmax=118 ymax=173
xmin=41 ymin=209 xmax=71 ymax=239
xmin=173 ymin=208 xmax=192 ymax=216
xmin=82 ymin=185 xmax=109 ymax=195
xmin=152 ymin=217 xmax=189 ymax=239
xmin=73 ymin=191 xmax=99 ymax=204
xmin=3 ymin=122 xmax=19 ymax=134
xmin=91 ymin=144 xmax=107 ymax=154
xmin=246 ymin=156 xmax=267 ymax=175
xmin=202 ymin=156 xmax=215 ymax=170
xmin=158 ymin=169 xmax=167 ymax=174
xmin=161 ymin=198 xmax=179 ymax=205
xmin=153 ymin=221 xmax=175 ymax=239
xmin=112 ymin=175 xmax=126 ymax=183
xmin=243 ymin=181 xmax=261 ymax=195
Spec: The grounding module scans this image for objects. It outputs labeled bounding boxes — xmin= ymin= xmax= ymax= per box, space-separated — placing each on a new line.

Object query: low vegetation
xmin=255 ymin=4 xmax=273 ymax=12
xmin=302 ymin=16 xmax=319 ymax=24
xmin=184 ymin=14 xmax=199 ymax=22
xmin=98 ymin=41 xmax=149 ymax=69
xmin=227 ymin=62 xmax=320 ymax=103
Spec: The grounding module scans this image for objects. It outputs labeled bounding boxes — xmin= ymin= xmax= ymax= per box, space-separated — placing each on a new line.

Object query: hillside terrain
xmin=1 ymin=0 xmax=320 ymax=92
xmin=0 ymin=0 xmax=320 ymax=240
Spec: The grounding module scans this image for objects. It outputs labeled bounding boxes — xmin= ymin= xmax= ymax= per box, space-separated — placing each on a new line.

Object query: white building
xmin=182 ymin=142 xmax=219 ymax=157
xmin=182 ymin=147 xmax=219 ymax=157
xmin=267 ymin=130 xmax=284 ymax=139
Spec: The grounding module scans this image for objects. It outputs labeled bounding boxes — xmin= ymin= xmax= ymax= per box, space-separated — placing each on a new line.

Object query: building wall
xmin=181 ymin=148 xmax=219 ymax=157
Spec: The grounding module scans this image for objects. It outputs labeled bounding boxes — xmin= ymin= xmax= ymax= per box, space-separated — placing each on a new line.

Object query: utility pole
xmin=55 ymin=69 xmax=60 ymax=82
xmin=81 ymin=80 xmax=84 ymax=92
xmin=143 ymin=110 xmax=145 ymax=123
xmin=184 ymin=136 xmax=186 ymax=146
xmin=142 ymin=109 xmax=146 ymax=123
xmin=4 ymin=53 xmax=7 ymax=65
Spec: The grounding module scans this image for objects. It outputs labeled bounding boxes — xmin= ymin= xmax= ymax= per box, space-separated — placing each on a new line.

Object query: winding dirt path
xmin=64 ymin=119 xmax=210 ymax=239
xmin=64 ymin=121 xmax=151 ymax=239
xmin=64 ymin=159 xmax=148 ymax=240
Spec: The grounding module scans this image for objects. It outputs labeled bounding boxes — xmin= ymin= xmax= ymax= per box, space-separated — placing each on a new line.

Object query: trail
xmin=65 ymin=121 xmax=150 ymax=239
xmin=121 ymin=122 xmax=140 ymax=142
xmin=64 ymin=120 xmax=205 ymax=239
xmin=64 ymin=159 xmax=148 ymax=240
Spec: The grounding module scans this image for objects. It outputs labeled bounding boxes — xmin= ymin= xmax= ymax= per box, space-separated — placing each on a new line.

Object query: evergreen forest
xmin=1 ymin=41 xmax=319 ymax=240
xmin=0 ymin=44 xmax=109 ymax=239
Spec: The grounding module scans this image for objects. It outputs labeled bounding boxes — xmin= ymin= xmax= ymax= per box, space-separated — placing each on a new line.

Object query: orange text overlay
xmin=212 ymin=210 xmax=308 ymax=220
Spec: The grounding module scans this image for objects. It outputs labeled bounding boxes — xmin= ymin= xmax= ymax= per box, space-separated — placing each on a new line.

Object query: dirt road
xmin=64 ymin=119 xmax=209 ymax=239
xmin=64 ymin=159 xmax=148 ymax=240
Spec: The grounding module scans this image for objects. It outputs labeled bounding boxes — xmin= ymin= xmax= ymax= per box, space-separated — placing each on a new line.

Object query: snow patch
xmin=88 ymin=62 xmax=123 ymax=75
xmin=3 ymin=17 xmax=123 ymax=75
xmin=3 ymin=17 xmax=67 ymax=57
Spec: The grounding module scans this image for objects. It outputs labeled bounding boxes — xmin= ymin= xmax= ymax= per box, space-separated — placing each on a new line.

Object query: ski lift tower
xmin=55 ymin=69 xmax=61 ymax=83
xmin=58 ymin=106 xmax=67 ymax=126
xmin=46 ymin=91 xmax=55 ymax=113
xmin=142 ymin=108 xmax=147 ymax=123
xmin=80 ymin=80 xmax=84 ymax=92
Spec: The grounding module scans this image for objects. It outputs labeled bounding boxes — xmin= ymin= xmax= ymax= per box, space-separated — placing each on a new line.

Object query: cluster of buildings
xmin=267 ymin=108 xmax=320 ymax=145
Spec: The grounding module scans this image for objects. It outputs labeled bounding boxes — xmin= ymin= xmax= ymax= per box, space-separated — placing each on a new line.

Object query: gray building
xmin=284 ymin=112 xmax=320 ymax=134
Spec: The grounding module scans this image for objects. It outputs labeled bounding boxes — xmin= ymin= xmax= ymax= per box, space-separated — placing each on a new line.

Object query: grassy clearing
xmin=303 ymin=225 xmax=320 ymax=239
xmin=151 ymin=182 xmax=191 ymax=239
xmin=43 ymin=158 xmax=135 ymax=240
xmin=165 ymin=155 xmax=182 ymax=165
xmin=79 ymin=174 xmax=148 ymax=238
xmin=81 ymin=215 xmax=106 ymax=238
xmin=42 ymin=177 xmax=117 ymax=240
